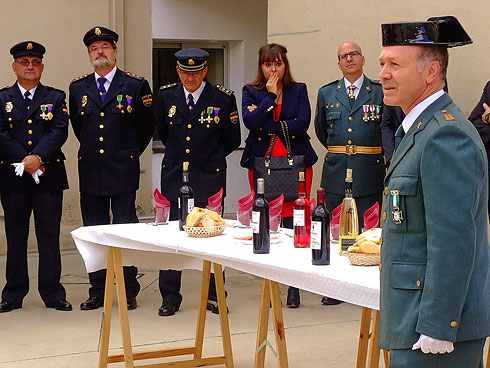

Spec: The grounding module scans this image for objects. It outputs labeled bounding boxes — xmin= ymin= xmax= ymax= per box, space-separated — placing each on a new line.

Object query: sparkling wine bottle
xmin=252 ymin=178 xmax=270 ymax=254
xmin=311 ymin=188 xmax=331 ymax=265
xmin=339 ymin=168 xmax=358 ymax=253
xmin=178 ymin=161 xmax=194 ymax=231
xmin=293 ymin=171 xmax=311 ymax=248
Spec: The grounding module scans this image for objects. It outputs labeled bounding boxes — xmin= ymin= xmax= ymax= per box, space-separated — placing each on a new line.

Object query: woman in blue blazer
xmin=241 ymin=43 xmax=318 ymax=308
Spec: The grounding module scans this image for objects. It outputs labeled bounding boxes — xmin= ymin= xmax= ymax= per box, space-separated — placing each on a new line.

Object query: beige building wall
xmin=267 ymin=1 xmax=490 ymax=193
xmin=0 ymin=0 xmax=153 ymax=253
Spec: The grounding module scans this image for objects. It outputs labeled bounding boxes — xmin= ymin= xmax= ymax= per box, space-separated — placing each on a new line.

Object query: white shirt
xmin=17 ymin=82 xmax=37 ymax=100
xmin=184 ymin=81 xmax=206 ymax=105
xmin=343 ymin=75 xmax=364 ymax=100
xmin=401 ymin=89 xmax=445 ymax=133
xmin=95 ymin=65 xmax=117 ymax=92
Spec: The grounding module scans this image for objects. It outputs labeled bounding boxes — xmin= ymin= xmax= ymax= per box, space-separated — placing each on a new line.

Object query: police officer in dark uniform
xmin=314 ymin=41 xmax=384 ymax=305
xmin=0 ymin=41 xmax=72 ymax=312
xmin=157 ymin=48 xmax=241 ymax=316
xmin=69 ymin=27 xmax=155 ymax=311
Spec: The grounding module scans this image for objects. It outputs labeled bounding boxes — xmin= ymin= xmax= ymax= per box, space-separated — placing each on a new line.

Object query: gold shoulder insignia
xmin=216 ymin=84 xmax=233 ymax=96
xmin=443 ymin=113 xmax=455 ymax=121
xmin=126 ymin=72 xmax=144 ymax=80
xmin=71 ymin=74 xmax=89 ymax=83
xmin=160 ymin=83 xmax=178 ymax=90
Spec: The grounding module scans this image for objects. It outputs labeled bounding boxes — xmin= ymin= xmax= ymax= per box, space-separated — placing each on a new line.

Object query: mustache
xmin=92 ymin=55 xmax=114 ymax=68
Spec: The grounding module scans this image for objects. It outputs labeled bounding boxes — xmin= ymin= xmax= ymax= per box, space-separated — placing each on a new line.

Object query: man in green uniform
xmin=379 ymin=16 xmax=490 ymax=367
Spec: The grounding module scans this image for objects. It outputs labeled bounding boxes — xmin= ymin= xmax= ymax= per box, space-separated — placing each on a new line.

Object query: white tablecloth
xmin=71 ymin=222 xmax=380 ymax=310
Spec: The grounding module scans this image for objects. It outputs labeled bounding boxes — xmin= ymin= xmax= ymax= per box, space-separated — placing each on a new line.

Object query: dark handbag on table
xmin=253 ymin=120 xmax=305 ymax=202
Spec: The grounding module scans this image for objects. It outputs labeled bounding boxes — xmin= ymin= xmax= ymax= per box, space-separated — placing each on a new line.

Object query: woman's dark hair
xmin=248 ymin=43 xmax=296 ymax=89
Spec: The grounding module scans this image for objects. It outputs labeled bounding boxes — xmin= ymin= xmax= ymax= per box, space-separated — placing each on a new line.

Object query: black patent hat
xmin=175 ymin=48 xmax=209 ymax=72
xmin=382 ymin=16 xmax=472 ymax=48
xmin=10 ymin=41 xmax=46 ymax=59
xmin=83 ymin=26 xmax=119 ymax=47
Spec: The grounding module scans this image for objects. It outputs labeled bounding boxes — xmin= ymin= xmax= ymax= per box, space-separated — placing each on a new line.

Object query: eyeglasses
xmin=338 ymin=51 xmax=362 ymax=61
xmin=15 ymin=59 xmax=42 ymax=67
xmin=89 ymin=44 xmax=113 ymax=53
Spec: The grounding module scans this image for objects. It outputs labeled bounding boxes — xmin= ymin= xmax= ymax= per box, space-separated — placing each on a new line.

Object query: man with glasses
xmin=69 ymin=26 xmax=155 ymax=311
xmin=0 ymin=41 xmax=72 ymax=312
xmin=314 ymin=41 xmax=384 ymax=305
xmin=156 ymin=48 xmax=241 ymax=316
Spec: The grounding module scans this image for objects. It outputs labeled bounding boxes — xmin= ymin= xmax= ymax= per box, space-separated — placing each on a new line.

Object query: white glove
xmin=32 ymin=169 xmax=43 ymax=184
xmin=12 ymin=162 xmax=24 ymax=177
xmin=412 ymin=334 xmax=454 ymax=354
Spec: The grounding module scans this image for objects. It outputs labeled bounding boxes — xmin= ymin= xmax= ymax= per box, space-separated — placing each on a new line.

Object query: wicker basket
xmin=183 ymin=224 xmax=227 ymax=238
xmin=346 ymin=252 xmax=381 ymax=266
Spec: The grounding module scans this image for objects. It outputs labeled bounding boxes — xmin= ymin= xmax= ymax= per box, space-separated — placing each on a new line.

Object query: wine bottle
xmin=293 ymin=171 xmax=311 ymax=248
xmin=311 ymin=188 xmax=331 ymax=265
xmin=252 ymin=178 xmax=270 ymax=254
xmin=339 ymin=168 xmax=359 ymax=253
xmin=178 ymin=161 xmax=194 ymax=231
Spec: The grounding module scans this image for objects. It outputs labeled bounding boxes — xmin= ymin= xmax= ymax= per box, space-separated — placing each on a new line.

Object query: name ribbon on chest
xmin=391 ymin=190 xmax=403 ymax=224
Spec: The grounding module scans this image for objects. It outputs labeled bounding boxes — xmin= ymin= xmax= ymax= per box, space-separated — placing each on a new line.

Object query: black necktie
xmin=24 ymin=91 xmax=31 ymax=109
xmin=187 ymin=94 xmax=194 ymax=110
xmin=98 ymin=77 xmax=107 ymax=102
xmin=394 ymin=126 xmax=406 ymax=152
xmin=347 ymin=85 xmax=355 ymax=107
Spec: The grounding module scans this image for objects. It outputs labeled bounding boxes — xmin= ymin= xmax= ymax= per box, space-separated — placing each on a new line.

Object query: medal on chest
xmin=391 ymin=190 xmax=403 ymax=224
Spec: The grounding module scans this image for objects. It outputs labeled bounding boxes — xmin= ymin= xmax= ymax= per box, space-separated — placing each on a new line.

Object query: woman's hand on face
xmin=247 ymin=104 xmax=258 ymax=112
xmin=266 ymin=72 xmax=279 ymax=95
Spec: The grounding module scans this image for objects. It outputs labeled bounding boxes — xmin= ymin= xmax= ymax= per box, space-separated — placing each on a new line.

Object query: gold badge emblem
xmin=336 ymin=103 xmax=340 ymax=108
xmin=168 ymin=105 xmax=176 ymax=117
xmin=81 ymin=95 xmax=87 ymax=107
xmin=188 ymin=59 xmax=195 ymax=66
xmin=5 ymin=102 xmax=13 ymax=113
xmin=443 ymin=113 xmax=455 ymax=121
xmin=27 ymin=43 xmax=33 ymax=50
xmin=95 ymin=27 xmax=101 ymax=36
xmin=416 ymin=121 xmax=423 ymax=129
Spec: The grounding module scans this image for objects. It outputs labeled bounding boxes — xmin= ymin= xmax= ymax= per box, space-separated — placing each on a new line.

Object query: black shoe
xmin=48 ymin=299 xmax=72 ymax=311
xmin=127 ymin=297 xmax=137 ymax=310
xmin=158 ymin=303 xmax=179 ymax=316
xmin=80 ymin=296 xmax=104 ymax=310
xmin=206 ymin=300 xmax=229 ymax=315
xmin=286 ymin=287 xmax=300 ymax=308
xmin=321 ymin=297 xmax=342 ymax=305
xmin=0 ymin=300 xmax=22 ymax=313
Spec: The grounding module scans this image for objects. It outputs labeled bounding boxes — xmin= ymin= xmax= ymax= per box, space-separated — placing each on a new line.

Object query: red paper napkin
xmin=238 ymin=190 xmax=255 ymax=211
xmin=154 ymin=188 xmax=170 ymax=207
xmin=269 ymin=194 xmax=284 ymax=216
xmin=310 ymin=198 xmax=316 ymax=214
xmin=363 ymin=202 xmax=380 ymax=230
xmin=331 ymin=204 xmax=341 ymax=224
xmin=208 ymin=187 xmax=223 ymax=208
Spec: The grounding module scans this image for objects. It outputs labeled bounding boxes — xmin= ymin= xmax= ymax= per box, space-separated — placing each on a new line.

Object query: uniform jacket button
xmin=100 ymin=149 xmax=104 ymax=154
xmin=99 ymin=124 xmax=104 ymax=129
xmin=382 ymin=212 xmax=387 ymax=220
xmin=450 ymin=321 xmax=458 ymax=327
xmin=416 ymin=280 xmax=421 ymax=287
xmin=28 ymin=119 xmax=33 ymax=124
xmin=100 ymin=112 xmax=105 ymax=117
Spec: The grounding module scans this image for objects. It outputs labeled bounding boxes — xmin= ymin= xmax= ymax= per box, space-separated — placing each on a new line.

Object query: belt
xmin=327 ymin=145 xmax=382 ymax=156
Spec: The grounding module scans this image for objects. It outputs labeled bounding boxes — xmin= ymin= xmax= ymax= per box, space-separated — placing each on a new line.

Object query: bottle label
xmin=188 ymin=198 xmax=194 ymax=213
xmin=339 ymin=236 xmax=356 ymax=252
xmin=251 ymin=211 xmax=260 ymax=233
xmin=311 ymin=221 xmax=322 ymax=250
xmin=293 ymin=209 xmax=305 ymax=226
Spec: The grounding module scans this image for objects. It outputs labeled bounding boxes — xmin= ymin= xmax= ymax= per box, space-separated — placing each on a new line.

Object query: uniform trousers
xmin=1 ymin=191 xmax=66 ymax=306
xmin=158 ymin=200 xmax=223 ymax=307
xmin=325 ymin=192 xmax=383 ymax=231
xmin=388 ymin=338 xmax=486 ymax=368
xmin=80 ymin=192 xmax=140 ymax=299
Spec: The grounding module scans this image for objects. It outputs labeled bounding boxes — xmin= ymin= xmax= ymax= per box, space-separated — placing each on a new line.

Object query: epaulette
xmin=160 ymin=83 xmax=178 ymax=90
xmin=320 ymin=80 xmax=339 ymax=89
xmin=126 ymin=71 xmax=144 ymax=80
xmin=369 ymin=79 xmax=382 ymax=85
xmin=46 ymin=85 xmax=65 ymax=94
xmin=71 ymin=74 xmax=90 ymax=83
xmin=216 ymin=84 xmax=234 ymax=96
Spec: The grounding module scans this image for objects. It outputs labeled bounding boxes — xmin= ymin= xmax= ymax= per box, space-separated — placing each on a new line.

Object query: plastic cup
xmin=269 ymin=212 xmax=281 ymax=232
xmin=155 ymin=205 xmax=170 ymax=224
xmin=236 ymin=209 xmax=252 ymax=227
